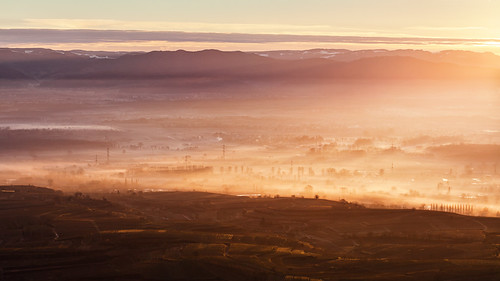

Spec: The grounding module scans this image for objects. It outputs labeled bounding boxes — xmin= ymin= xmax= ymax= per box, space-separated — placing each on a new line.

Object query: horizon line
xmin=2 ymin=46 xmax=500 ymax=56
xmin=1 ymin=28 xmax=499 ymax=54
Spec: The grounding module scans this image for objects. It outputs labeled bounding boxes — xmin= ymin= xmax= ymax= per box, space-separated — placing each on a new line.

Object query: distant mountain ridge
xmin=253 ymin=49 xmax=500 ymax=69
xmin=0 ymin=48 xmax=498 ymax=84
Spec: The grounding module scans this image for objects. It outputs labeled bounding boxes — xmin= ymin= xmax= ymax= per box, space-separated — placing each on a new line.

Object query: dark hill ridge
xmin=0 ymin=184 xmax=57 ymax=194
xmin=1 ymin=187 xmax=500 ymax=280
xmin=68 ymin=49 xmax=275 ymax=79
xmin=0 ymin=65 xmax=32 ymax=80
xmin=0 ymin=48 xmax=89 ymax=80
xmin=0 ymin=48 xmax=499 ymax=83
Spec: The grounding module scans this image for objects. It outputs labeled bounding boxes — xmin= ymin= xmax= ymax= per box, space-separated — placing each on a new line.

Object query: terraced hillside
xmin=1 ymin=186 xmax=500 ymax=280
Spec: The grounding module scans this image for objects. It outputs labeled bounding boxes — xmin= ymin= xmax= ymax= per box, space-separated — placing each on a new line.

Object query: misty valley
xmin=1 ymin=78 xmax=499 ymax=216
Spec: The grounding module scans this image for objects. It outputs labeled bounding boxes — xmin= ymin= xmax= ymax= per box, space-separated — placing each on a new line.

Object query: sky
xmin=1 ymin=0 xmax=500 ymax=53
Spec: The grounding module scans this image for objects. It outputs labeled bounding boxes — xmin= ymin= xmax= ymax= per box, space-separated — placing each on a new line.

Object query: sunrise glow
xmin=1 ymin=1 xmax=500 ymax=280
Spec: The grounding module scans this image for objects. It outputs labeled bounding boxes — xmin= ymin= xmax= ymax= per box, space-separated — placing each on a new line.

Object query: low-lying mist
xmin=1 ymin=79 xmax=499 ymax=216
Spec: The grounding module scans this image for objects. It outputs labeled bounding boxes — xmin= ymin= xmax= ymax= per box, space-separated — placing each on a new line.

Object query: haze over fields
xmin=1 ymin=47 xmax=499 ymax=215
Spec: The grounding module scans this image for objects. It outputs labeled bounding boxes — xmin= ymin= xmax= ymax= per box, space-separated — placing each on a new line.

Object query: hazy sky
xmin=1 ymin=0 xmax=499 ymax=52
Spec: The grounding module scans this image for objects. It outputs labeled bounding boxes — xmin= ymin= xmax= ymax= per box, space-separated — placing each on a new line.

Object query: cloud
xmin=2 ymin=28 xmax=500 ymax=54
xmin=409 ymin=26 xmax=486 ymax=31
xmin=9 ymin=19 xmax=337 ymax=36
xmin=1 ymin=29 xmax=499 ymax=47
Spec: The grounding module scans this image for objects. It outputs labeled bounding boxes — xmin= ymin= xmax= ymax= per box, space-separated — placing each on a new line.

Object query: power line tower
xmin=222 ymin=144 xmax=226 ymax=160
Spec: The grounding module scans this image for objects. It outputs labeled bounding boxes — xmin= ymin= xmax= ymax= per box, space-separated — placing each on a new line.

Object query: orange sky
xmin=1 ymin=0 xmax=499 ymax=53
